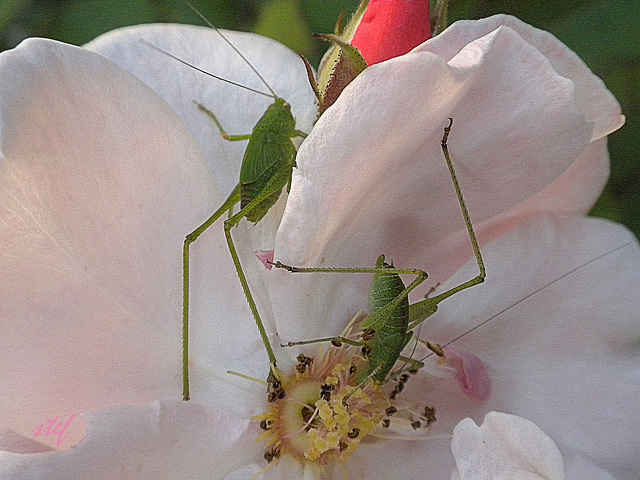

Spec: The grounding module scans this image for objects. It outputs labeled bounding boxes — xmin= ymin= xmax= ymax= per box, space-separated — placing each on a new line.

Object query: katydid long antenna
xmin=420 ymin=240 xmax=633 ymax=359
xmin=140 ymin=40 xmax=274 ymax=99
xmin=183 ymin=0 xmax=278 ymax=98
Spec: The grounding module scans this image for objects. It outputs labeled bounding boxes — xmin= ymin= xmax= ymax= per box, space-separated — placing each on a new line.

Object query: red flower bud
xmin=352 ymin=0 xmax=431 ymax=65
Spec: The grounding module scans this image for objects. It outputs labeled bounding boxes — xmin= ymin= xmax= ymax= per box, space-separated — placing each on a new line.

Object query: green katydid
xmin=271 ymin=118 xmax=486 ymax=390
xmin=144 ymin=11 xmax=310 ymax=401
xmin=249 ymin=118 xmax=633 ymax=464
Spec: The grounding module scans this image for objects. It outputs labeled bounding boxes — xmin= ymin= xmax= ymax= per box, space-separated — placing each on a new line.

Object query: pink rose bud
xmin=352 ymin=0 xmax=431 ymax=65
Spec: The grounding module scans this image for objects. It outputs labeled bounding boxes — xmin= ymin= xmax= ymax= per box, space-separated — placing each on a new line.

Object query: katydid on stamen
xmin=252 ymin=114 xmax=634 ymax=465
xmin=272 ymin=118 xmax=486 ymax=392
xmin=146 ymin=10 xmax=309 ymax=401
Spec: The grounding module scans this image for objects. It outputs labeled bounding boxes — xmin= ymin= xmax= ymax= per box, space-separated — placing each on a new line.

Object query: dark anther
xmin=361 ymin=328 xmax=375 ymax=341
xmin=268 ymin=387 xmax=286 ymax=402
xmin=260 ymin=419 xmax=271 ymax=430
xmin=347 ymin=427 xmax=360 ymax=439
xmin=297 ymin=354 xmax=313 ymax=365
xmin=422 ymin=406 xmax=437 ymax=424
xmin=264 ymin=447 xmax=281 ymax=463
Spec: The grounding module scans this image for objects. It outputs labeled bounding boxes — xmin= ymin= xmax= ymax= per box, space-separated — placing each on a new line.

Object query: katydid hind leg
xmin=184 ymin=164 xmax=292 ymax=398
xmin=182 ymin=184 xmax=241 ymax=401
xmin=408 ymin=118 xmax=486 ymax=330
xmin=223 ymin=212 xmax=280 ymax=382
xmin=282 ymin=335 xmax=365 ymax=348
xmin=220 ymin=163 xmax=305 ymax=383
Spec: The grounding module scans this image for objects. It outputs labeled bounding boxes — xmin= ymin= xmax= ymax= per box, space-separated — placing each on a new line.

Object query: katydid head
xmin=273 ymin=97 xmax=291 ymax=110
xmin=256 ymin=97 xmax=296 ymax=132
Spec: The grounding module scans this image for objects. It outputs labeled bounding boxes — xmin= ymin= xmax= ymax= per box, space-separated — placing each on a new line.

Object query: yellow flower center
xmin=254 ymin=346 xmax=391 ymax=466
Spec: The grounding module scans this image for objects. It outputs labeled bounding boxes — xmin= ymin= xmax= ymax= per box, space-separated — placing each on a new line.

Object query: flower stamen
xmin=253 ymin=344 xmax=392 ymax=467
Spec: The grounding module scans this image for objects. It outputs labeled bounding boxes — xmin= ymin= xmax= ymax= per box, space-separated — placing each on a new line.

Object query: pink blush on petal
xmin=443 ymin=347 xmax=492 ymax=401
xmin=255 ymin=250 xmax=275 ymax=270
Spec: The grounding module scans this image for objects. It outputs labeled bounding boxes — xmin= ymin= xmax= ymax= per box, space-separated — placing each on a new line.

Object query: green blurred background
xmin=1 ymin=0 xmax=638 ymax=239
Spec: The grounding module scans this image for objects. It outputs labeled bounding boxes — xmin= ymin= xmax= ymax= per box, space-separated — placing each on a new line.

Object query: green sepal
xmin=315 ymin=0 xmax=370 ymax=115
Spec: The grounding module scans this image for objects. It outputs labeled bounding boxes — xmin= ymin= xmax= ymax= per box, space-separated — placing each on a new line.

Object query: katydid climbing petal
xmin=272 ymin=254 xmax=430 ymax=384
xmin=89 ymin=22 xmax=316 ymax=401
xmin=142 ymin=23 xmax=313 ymax=400
xmin=181 ymin=93 xmax=307 ymax=400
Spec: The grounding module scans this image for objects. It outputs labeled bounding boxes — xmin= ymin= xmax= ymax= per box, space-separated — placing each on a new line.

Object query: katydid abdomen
xmin=363 ymin=255 xmax=413 ymax=383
